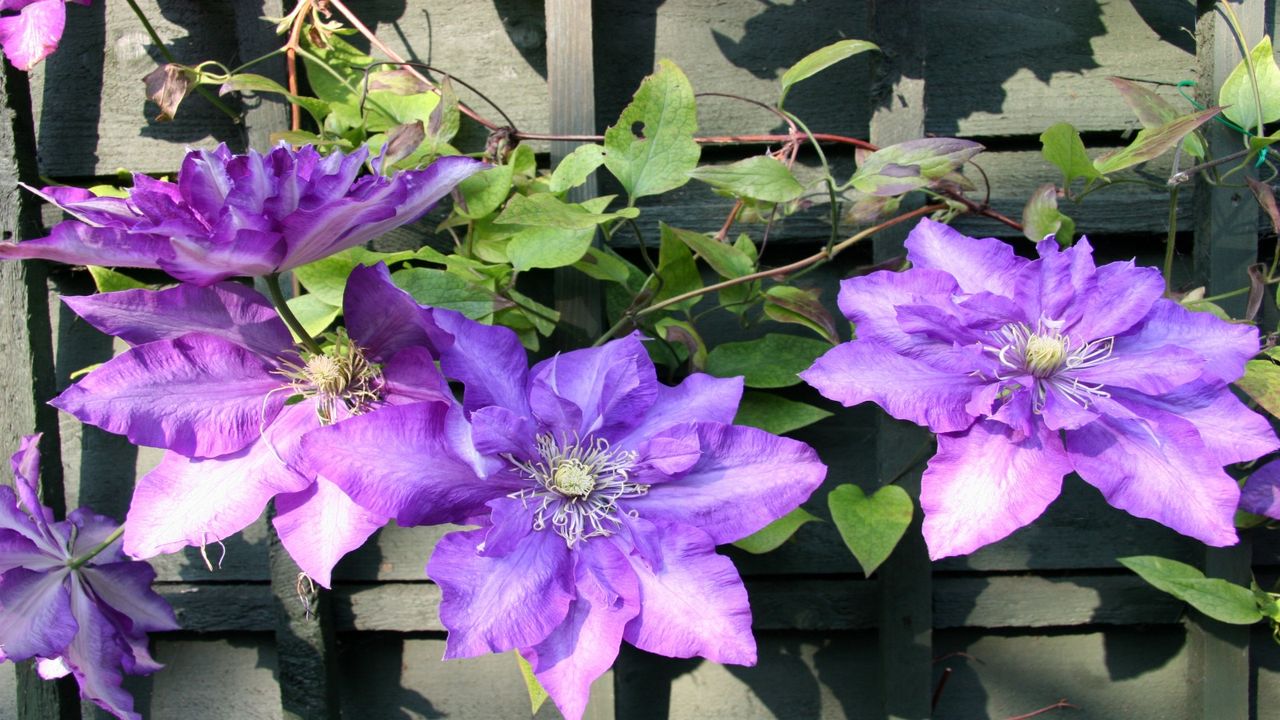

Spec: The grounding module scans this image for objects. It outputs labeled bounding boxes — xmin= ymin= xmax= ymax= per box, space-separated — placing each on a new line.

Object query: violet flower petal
xmin=904 ymin=218 xmax=1027 ymax=296
xmin=428 ymin=527 xmax=576 ymax=659
xmin=273 ymin=477 xmax=388 ymax=588
xmin=435 ymin=308 xmax=531 ymax=416
xmin=1241 ymin=460 xmax=1280 ymax=519
xmin=0 ymin=566 xmax=76 ymax=659
xmin=921 ymin=419 xmax=1071 ymax=560
xmin=620 ymin=521 xmax=755 ymax=665
xmin=1113 ymin=299 xmax=1261 ymax=385
xmin=0 ymin=0 xmax=64 ymax=71
xmin=1114 ymin=384 xmax=1279 ymax=467
xmin=344 ymin=263 xmax=450 ymax=362
xmin=0 ymin=223 xmax=171 ymax=269
xmin=528 ymin=333 xmax=657 ymax=440
xmin=78 ymin=563 xmax=179 ymax=634
xmin=835 ymin=267 xmax=966 ymax=352
xmin=64 ymin=580 xmax=139 ymax=720
xmin=612 ymin=373 xmax=743 ymax=452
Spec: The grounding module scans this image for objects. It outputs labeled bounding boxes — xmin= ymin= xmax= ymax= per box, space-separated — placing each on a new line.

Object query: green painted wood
xmin=0 ymin=56 xmax=79 ymax=720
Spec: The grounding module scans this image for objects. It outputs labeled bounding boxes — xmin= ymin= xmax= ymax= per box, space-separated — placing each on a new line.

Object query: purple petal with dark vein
xmin=301 ymin=402 xmax=507 ymax=526
xmin=921 ymin=419 xmax=1070 ymax=560
xmin=79 ymin=563 xmax=179 ymax=633
xmin=344 ymin=263 xmax=450 ymax=361
xmin=435 ymin=308 xmax=531 ymax=416
xmin=626 ymin=423 xmax=826 ymax=544
xmin=381 ymin=346 xmax=451 ymax=406
xmin=429 ymin=527 xmax=575 ymax=658
xmin=799 ymin=340 xmax=982 ymax=433
xmin=479 ymin=497 xmax=534 ymax=558
xmin=1110 ymin=384 xmax=1278 ymax=467
xmin=1070 ymin=344 xmax=1204 ymax=395
xmin=123 ymin=435 xmax=312 ymax=559
xmin=67 ymin=508 xmax=125 ymax=560
xmin=65 ymin=577 xmax=141 ymax=720
xmin=51 ymin=333 xmax=285 ymax=458
xmin=0 ymin=566 xmax=76 ymax=660
xmin=62 ymin=282 xmax=292 ymax=358
xmin=526 ymin=539 xmax=640 ymax=720
xmin=0 ymin=486 xmax=52 ymax=553
xmin=612 ymin=373 xmax=743 ymax=453
xmin=0 ymin=222 xmax=170 ymax=269
xmin=529 ymin=334 xmax=658 ymax=440
xmin=621 ymin=521 xmax=755 ymax=665
xmin=179 ymin=146 xmax=232 ymax=222
xmin=1241 ymin=460 xmax=1280 ymax=519
xmin=273 ymin=477 xmax=388 ymax=588
xmin=1112 ymin=299 xmax=1260 ymax=385
xmin=1065 ymin=409 xmax=1240 ymax=546
xmin=903 ymin=218 xmax=1027 ymax=297
xmin=1066 ymin=260 xmax=1164 ymax=339
xmin=159 ymin=228 xmax=286 ymax=285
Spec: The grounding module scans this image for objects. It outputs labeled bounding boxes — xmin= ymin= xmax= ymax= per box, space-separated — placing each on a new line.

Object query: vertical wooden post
xmin=547 ymin=0 xmax=603 ymax=346
xmin=1187 ymin=2 xmax=1262 ymax=719
xmin=234 ymin=2 xmax=339 ymax=718
xmin=868 ymin=2 xmax=933 ymax=718
xmin=0 ymin=60 xmax=79 ymax=720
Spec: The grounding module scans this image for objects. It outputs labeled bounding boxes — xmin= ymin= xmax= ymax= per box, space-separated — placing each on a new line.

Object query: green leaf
xmin=663 ymin=223 xmax=753 ymax=279
xmin=705 ymin=333 xmax=830 ymax=388
xmin=1118 ymin=555 xmax=1265 ymax=625
xmin=603 ymin=60 xmax=700 ymax=200
xmin=425 ymin=75 xmax=460 ymax=149
xmin=506 ymin=289 xmax=560 ymax=336
xmin=732 ymin=507 xmax=821 ymax=554
xmin=1093 ymin=107 xmax=1221 ymax=175
xmin=285 ymin=293 xmax=341 ymax=338
xmin=86 ymin=266 xmax=150 ymax=293
xmin=689 ymin=156 xmax=805 ymax=203
xmin=828 ymin=484 xmax=913 ymax=577
xmin=1236 ymin=354 xmax=1280 ymax=417
xmin=456 ymin=164 xmax=515 ymax=219
xmin=391 ymin=267 xmax=501 ymax=319
xmin=779 ymin=39 xmax=878 ymax=103
xmin=573 ymin=246 xmax=633 ymax=283
xmin=1220 ymin=36 xmax=1280 ymax=132
xmin=850 ymin=138 xmax=983 ymax=196
xmin=1109 ymin=77 xmax=1205 ymax=158
xmin=654 ymin=317 xmax=707 ymax=370
xmin=651 ymin=225 xmax=702 ymax=311
xmin=1040 ymin=123 xmax=1102 ymax=186
xmin=763 ymin=286 xmax=837 ymax=343
xmin=1021 ymin=183 xmax=1075 ymax=245
xmin=294 ymin=247 xmax=416 ymax=305
xmin=719 ymin=234 xmax=760 ymax=315
xmin=494 ymin=193 xmax=638 ymax=230
xmin=514 ymin=652 xmax=549 ymax=715
xmin=507 ymin=226 xmax=596 ymax=271
xmin=733 ymin=391 xmax=833 ymax=435
xmin=550 ymin=144 xmax=607 ymax=194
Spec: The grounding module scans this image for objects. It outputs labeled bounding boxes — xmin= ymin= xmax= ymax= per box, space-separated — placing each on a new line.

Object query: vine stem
xmin=1163 ymin=184 xmax=1180 ymax=295
xmin=265 ymin=273 xmax=323 ymax=354
xmin=593 ymin=203 xmax=944 ymax=346
xmin=284 ymin=0 xmax=310 ymax=132
xmin=122 ymin=0 xmax=241 ymax=123
xmin=67 ymin=525 xmax=125 ymax=570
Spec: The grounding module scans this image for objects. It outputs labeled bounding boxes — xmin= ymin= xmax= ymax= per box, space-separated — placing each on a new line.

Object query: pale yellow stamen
xmin=1023 ymin=334 xmax=1068 ymax=377
xmin=551 ymin=459 xmax=596 ymax=498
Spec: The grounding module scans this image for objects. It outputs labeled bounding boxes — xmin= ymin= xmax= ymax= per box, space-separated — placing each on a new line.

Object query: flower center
xmin=508 ymin=433 xmax=648 ymax=547
xmin=277 ymin=330 xmax=383 ymax=424
xmin=1023 ymin=333 xmax=1069 ymax=377
xmin=988 ymin=319 xmax=1115 ymax=412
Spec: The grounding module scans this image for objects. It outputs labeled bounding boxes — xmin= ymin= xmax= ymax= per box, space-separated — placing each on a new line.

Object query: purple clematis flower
xmin=1241 ymin=460 xmax=1280 ymax=520
xmin=50 ymin=263 xmax=454 ymax=585
xmin=801 ymin=218 xmax=1279 ymax=559
xmin=0 ymin=0 xmax=88 ymax=71
xmin=0 ymin=144 xmax=482 ymax=285
xmin=0 ymin=434 xmax=178 ymax=720
xmin=301 ymin=326 xmax=828 ymax=720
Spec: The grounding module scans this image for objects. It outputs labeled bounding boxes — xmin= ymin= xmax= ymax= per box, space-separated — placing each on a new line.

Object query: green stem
xmin=1163 ymin=185 xmax=1180 ymax=296
xmin=230 ymin=47 xmax=287 ymax=76
xmin=265 ymin=274 xmax=323 ymax=354
xmin=67 ymin=525 xmax=125 ymax=570
xmin=122 ymin=0 xmax=242 ymax=124
xmin=783 ymin=111 xmax=841 ymax=253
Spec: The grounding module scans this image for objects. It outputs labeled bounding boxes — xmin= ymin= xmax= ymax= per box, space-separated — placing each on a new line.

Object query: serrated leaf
xmin=1109 ymin=77 xmax=1205 ymax=158
xmin=763 ymin=286 xmax=837 ymax=343
xmin=1220 ymin=36 xmax=1280 ymax=132
xmin=829 ymin=484 xmax=913 ymax=577
xmin=391 ymin=267 xmax=502 ymax=319
xmin=507 ymin=226 xmax=596 ymax=271
xmin=689 ymin=156 xmax=805 ymax=203
xmin=732 ymin=506 xmax=821 ymax=554
xmin=1021 ymin=183 xmax=1075 ymax=245
xmin=603 ymin=60 xmax=700 ymax=200
xmin=1236 ymin=355 xmax=1280 ymax=417
xmin=457 ymin=165 xmax=515 ymax=220
xmin=285 ymin=293 xmax=342 ymax=338
xmin=663 ymin=223 xmax=753 ymax=279
xmin=1093 ymin=107 xmax=1220 ymax=175
xmin=86 ymin=266 xmax=150 ymax=293
xmin=515 ymin=652 xmax=549 ymax=715
xmin=1040 ymin=123 xmax=1102 ymax=186
xmin=733 ymin=391 xmax=833 ymax=435
xmin=494 ymin=193 xmax=638 ymax=230
xmin=550 ymin=144 xmax=607 ymax=193
xmin=850 ymin=138 xmax=983 ymax=196
xmin=779 ymin=39 xmax=878 ymax=102
xmin=1119 ymin=555 xmax=1264 ymax=625
xmin=705 ymin=333 xmax=830 ymax=388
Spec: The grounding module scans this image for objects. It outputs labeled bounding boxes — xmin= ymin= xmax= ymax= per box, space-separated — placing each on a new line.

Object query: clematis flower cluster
xmin=801 ymin=219 xmax=1279 ymax=559
xmin=0 ymin=143 xmax=483 ymax=285
xmin=0 ymin=434 xmax=178 ymax=720
xmin=301 ymin=327 xmax=828 ymax=720
xmin=0 ymin=0 xmax=88 ymax=71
